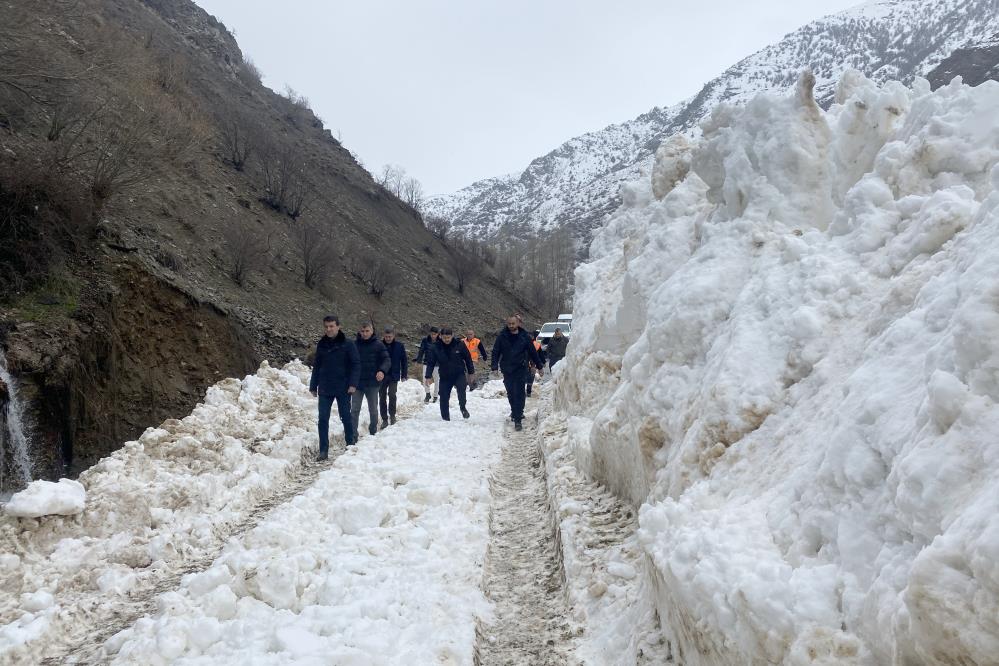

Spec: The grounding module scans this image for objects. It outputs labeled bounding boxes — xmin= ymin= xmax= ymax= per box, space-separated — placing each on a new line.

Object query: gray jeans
xmin=351 ymin=384 xmax=380 ymax=439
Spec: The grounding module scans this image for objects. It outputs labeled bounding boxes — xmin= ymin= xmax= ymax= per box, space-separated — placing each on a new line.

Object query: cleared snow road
xmin=101 ymin=382 xmax=515 ymax=664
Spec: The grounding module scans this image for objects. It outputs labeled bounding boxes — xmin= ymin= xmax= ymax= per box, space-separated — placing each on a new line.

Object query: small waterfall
xmin=0 ymin=353 xmax=33 ymax=497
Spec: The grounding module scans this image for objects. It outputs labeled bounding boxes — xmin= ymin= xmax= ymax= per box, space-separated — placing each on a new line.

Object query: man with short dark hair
xmin=379 ymin=326 xmax=407 ymax=429
xmin=351 ymin=321 xmax=390 ymax=442
xmin=309 ymin=315 xmax=360 ymax=460
xmin=414 ymin=326 xmax=441 ymax=403
xmin=426 ymin=327 xmax=475 ymax=421
xmin=491 ymin=315 xmax=543 ymax=431
xmin=547 ymin=327 xmax=568 ymax=369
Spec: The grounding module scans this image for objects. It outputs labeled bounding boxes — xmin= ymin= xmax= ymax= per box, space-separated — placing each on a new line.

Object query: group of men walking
xmin=308 ymin=313 xmax=564 ymax=460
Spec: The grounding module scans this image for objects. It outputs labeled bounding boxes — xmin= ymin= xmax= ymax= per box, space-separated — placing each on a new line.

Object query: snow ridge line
xmin=44 ymin=398 xmax=427 ymax=665
xmin=473 ymin=405 xmax=577 ymax=666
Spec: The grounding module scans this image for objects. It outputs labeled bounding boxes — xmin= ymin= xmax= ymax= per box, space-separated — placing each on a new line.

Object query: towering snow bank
xmin=556 ymin=72 xmax=999 ymax=664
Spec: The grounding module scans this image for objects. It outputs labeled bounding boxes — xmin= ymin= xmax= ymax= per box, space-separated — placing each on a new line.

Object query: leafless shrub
xmin=218 ymin=107 xmax=260 ymax=171
xmin=259 ymin=141 xmax=310 ymax=217
xmin=153 ymin=246 xmax=183 ymax=272
xmin=222 ymin=221 xmax=270 ymax=285
xmin=401 ymin=176 xmax=424 ymax=211
xmin=425 ymin=214 xmax=451 ymax=242
xmin=154 ymin=53 xmax=190 ymax=95
xmin=291 ymin=218 xmax=336 ymax=288
xmin=367 ymin=257 xmax=402 ymax=298
xmin=238 ymin=57 xmax=262 ymax=86
xmin=447 ymin=239 xmax=483 ymax=294
xmin=283 ymin=85 xmax=310 ymax=111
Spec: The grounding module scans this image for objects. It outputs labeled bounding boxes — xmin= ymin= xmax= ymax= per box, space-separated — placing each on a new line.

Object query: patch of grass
xmin=12 ymin=272 xmax=81 ymax=322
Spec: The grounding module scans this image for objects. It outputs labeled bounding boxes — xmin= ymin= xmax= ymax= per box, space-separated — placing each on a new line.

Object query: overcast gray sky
xmin=195 ymin=0 xmax=861 ymax=195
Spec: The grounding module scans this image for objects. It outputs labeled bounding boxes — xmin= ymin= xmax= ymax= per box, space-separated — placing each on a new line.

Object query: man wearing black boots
xmin=425 ymin=327 xmax=475 ymax=421
xmin=491 ymin=315 xmax=543 ymax=431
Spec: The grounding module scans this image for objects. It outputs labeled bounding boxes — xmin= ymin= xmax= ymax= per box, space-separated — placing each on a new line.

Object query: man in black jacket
xmin=351 ymin=321 xmax=391 ymax=442
xmin=426 ymin=327 xmax=475 ymax=421
xmin=414 ymin=326 xmax=440 ymax=403
xmin=491 ymin=315 xmax=543 ymax=431
xmin=379 ymin=326 xmax=408 ymax=429
xmin=309 ymin=315 xmax=360 ymax=460
xmin=547 ymin=327 xmax=569 ymax=369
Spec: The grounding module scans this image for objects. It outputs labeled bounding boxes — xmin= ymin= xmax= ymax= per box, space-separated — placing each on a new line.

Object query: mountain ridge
xmin=427 ymin=0 xmax=999 ymax=245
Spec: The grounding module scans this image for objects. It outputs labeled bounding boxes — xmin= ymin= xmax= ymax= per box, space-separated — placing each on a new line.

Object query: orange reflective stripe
xmin=466 ymin=338 xmax=481 ymax=361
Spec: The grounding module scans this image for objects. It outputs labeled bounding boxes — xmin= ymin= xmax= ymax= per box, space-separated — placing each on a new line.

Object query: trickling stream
xmin=0 ymin=353 xmax=34 ymax=497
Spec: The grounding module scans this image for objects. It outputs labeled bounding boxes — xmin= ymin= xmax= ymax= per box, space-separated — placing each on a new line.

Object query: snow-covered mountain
xmin=427 ymin=0 xmax=999 ymax=244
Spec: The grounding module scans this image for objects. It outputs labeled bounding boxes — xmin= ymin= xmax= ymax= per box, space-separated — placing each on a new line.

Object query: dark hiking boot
xmin=514 ymin=421 xmax=523 ymax=432
xmin=424 ymin=393 xmax=431 ymax=403
xmin=390 ymin=416 xmax=397 ymax=425
xmin=317 ymin=451 xmax=329 ymax=462
xmin=433 ymin=396 xmax=438 ymax=403
xmin=381 ymin=420 xmax=389 ymax=430
xmin=461 ymin=408 xmax=470 ymax=419
xmin=526 ymin=388 xmax=532 ymax=397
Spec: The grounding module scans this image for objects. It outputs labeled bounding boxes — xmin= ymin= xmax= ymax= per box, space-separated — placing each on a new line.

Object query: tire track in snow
xmin=474 ymin=410 xmax=578 ymax=666
xmin=45 ymin=398 xmax=427 ymax=665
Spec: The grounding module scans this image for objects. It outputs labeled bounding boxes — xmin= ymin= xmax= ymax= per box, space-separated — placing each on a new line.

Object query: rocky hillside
xmin=427 ymin=0 xmax=999 ymax=246
xmin=0 ymin=0 xmax=535 ymax=487
xmin=928 ymin=32 xmax=999 ymax=87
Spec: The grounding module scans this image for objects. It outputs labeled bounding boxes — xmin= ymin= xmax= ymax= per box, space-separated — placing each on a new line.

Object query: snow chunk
xmin=4 ymin=479 xmax=86 ymax=518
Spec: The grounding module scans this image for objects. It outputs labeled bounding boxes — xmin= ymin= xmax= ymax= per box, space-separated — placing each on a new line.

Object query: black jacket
xmin=415 ymin=335 xmax=437 ymax=364
xmin=547 ymin=335 xmax=568 ymax=360
xmin=383 ymin=339 xmax=408 ymax=382
xmin=309 ymin=331 xmax=361 ymax=396
xmin=491 ymin=327 xmax=542 ymax=375
xmin=426 ymin=338 xmax=474 ymax=381
xmin=355 ymin=335 xmax=391 ymax=389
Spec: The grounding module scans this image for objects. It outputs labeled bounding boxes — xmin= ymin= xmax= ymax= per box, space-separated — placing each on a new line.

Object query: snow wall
xmin=554 ymin=71 xmax=999 ymax=664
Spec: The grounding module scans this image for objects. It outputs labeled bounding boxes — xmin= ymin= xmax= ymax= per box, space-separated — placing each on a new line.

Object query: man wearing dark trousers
xmin=379 ymin=326 xmax=407 ymax=429
xmin=415 ymin=326 xmax=441 ymax=403
xmin=491 ymin=315 xmax=543 ymax=431
xmin=309 ymin=315 xmax=360 ymax=460
xmin=426 ymin=327 xmax=475 ymax=421
xmin=351 ymin=321 xmax=391 ymax=442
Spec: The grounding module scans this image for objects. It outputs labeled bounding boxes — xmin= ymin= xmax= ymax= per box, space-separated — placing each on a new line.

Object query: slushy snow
xmin=102 ymin=383 xmax=508 ymax=665
xmin=0 ymin=361 xmax=423 ymax=664
xmin=556 ymin=71 xmax=999 ymax=664
xmin=3 ymin=479 xmax=85 ymax=518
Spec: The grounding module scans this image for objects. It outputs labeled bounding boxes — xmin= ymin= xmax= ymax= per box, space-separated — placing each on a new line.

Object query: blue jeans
xmin=502 ymin=367 xmax=528 ymax=422
xmin=318 ymin=393 xmax=354 ymax=453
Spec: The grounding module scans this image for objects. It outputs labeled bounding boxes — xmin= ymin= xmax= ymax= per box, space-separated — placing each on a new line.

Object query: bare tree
xmin=218 ymin=107 xmax=260 ymax=171
xmin=377 ymin=164 xmax=406 ymax=195
xmin=447 ymin=240 xmax=483 ymax=294
xmin=425 ymin=215 xmax=451 ymax=242
xmin=259 ymin=141 xmax=310 ymax=217
xmin=401 ymin=176 xmax=424 ymax=211
xmin=222 ymin=221 xmax=270 ymax=286
xmin=367 ymin=257 xmax=402 ymax=298
xmin=291 ymin=219 xmax=336 ymax=288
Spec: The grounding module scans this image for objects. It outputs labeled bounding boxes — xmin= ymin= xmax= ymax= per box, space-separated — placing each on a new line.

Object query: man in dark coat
xmin=414 ymin=326 xmax=440 ymax=403
xmin=426 ymin=327 xmax=475 ymax=421
xmin=491 ymin=315 xmax=543 ymax=431
xmin=547 ymin=327 xmax=569 ymax=369
xmin=379 ymin=326 xmax=408 ymax=429
xmin=351 ymin=321 xmax=391 ymax=441
xmin=309 ymin=315 xmax=360 ymax=460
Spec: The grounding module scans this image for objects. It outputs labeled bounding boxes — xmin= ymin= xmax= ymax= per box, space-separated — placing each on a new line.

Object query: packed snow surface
xmin=0 ymin=361 xmax=423 ymax=663
xmin=104 ymin=384 xmax=508 ymax=664
xmin=3 ymin=479 xmax=85 ymax=518
xmin=556 ymin=71 xmax=999 ymax=664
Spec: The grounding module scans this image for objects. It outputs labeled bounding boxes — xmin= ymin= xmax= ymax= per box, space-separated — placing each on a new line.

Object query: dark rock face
xmin=927 ymin=34 xmax=999 ymax=88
